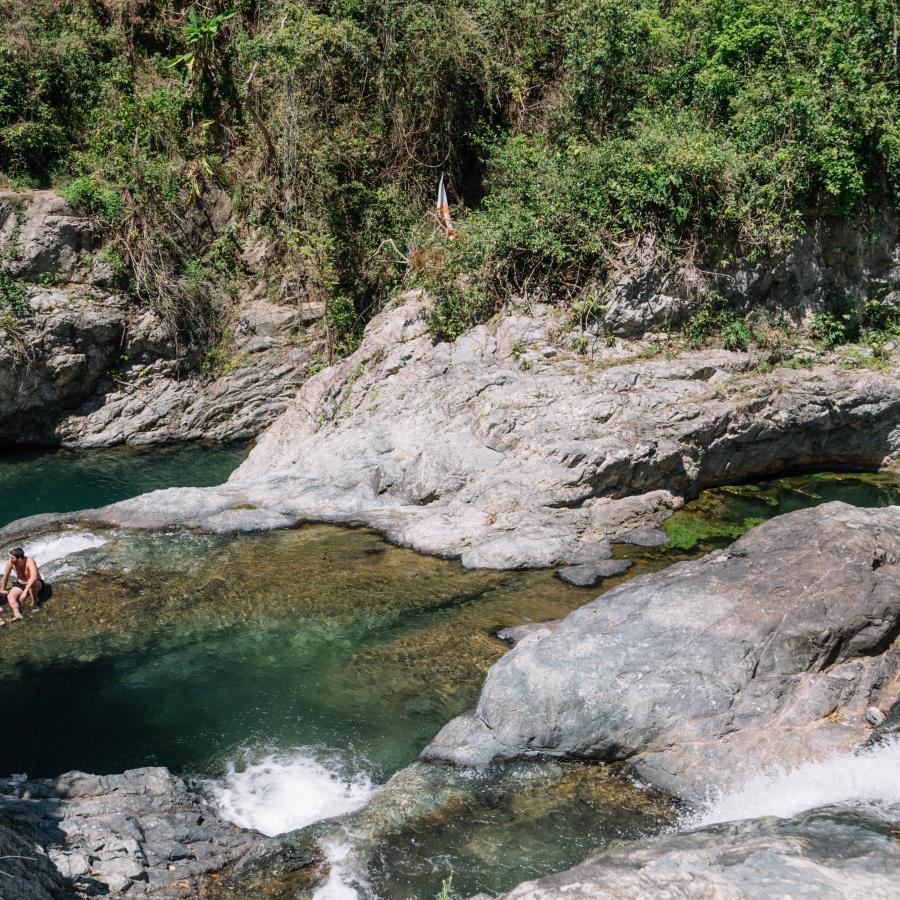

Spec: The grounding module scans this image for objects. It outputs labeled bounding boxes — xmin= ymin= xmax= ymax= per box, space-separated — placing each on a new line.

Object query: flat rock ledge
xmin=423 ymin=503 xmax=900 ymax=799
xmin=0 ymin=767 xmax=270 ymax=899
xmin=4 ymin=294 xmax=900 ymax=569
xmin=488 ymin=805 xmax=900 ymax=900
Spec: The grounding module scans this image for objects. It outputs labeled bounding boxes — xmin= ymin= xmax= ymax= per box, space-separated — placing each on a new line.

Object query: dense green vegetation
xmin=1 ymin=1 xmax=897 ymax=350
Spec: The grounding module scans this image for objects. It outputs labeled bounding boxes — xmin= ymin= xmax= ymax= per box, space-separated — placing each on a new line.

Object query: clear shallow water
xmin=661 ymin=470 xmax=900 ymax=550
xmin=0 ymin=442 xmax=248 ymax=527
xmin=1 ymin=467 xmax=898 ymax=896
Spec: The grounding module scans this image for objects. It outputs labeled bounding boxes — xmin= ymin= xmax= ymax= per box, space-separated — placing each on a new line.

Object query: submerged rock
xmin=0 ymin=767 xmax=269 ymax=898
xmin=424 ymin=504 xmax=900 ymax=798
xmin=556 ymin=559 xmax=632 ymax=587
xmin=492 ymin=805 xmax=900 ymax=899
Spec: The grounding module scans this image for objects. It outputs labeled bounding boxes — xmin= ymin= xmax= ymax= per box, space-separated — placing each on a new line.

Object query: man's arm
xmin=0 ymin=560 xmax=11 ymax=592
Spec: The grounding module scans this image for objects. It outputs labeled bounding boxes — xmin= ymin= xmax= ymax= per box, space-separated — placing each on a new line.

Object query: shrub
xmin=810 ymin=308 xmax=859 ymax=348
xmin=60 ymin=176 xmax=123 ymax=225
xmin=0 ymin=270 xmax=27 ymax=311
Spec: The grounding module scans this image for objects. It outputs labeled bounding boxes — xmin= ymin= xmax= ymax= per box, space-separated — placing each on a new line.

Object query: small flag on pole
xmin=436 ymin=174 xmax=455 ymax=240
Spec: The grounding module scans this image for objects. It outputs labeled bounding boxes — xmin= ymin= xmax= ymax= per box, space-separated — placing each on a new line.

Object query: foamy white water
xmin=311 ymin=841 xmax=365 ymax=900
xmin=692 ymin=738 xmax=900 ymax=827
xmin=209 ymin=751 xmax=376 ymax=837
xmin=26 ymin=531 xmax=109 ymax=570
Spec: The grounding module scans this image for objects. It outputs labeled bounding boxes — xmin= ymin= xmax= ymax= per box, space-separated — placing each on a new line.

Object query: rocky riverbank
xmin=179 ymin=505 xmax=900 ymax=898
xmin=0 ymin=767 xmax=269 ymax=899
xmin=5 ymin=291 xmax=898 ymax=570
xmin=423 ymin=503 xmax=900 ymax=797
xmin=0 ymin=190 xmax=320 ymax=449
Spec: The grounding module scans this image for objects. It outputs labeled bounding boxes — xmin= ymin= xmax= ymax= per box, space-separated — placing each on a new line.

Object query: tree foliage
xmin=0 ymin=0 xmax=897 ymax=347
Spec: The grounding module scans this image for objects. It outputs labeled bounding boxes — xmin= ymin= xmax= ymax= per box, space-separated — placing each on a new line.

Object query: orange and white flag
xmin=436 ymin=174 xmax=455 ymax=240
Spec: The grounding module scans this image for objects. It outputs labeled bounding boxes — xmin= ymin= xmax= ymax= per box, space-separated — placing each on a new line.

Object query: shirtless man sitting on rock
xmin=0 ymin=547 xmax=43 ymax=623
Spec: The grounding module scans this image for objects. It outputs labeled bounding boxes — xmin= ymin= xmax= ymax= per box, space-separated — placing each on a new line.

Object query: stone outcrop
xmin=0 ymin=767 xmax=267 ymax=898
xmin=0 ymin=191 xmax=100 ymax=285
xmin=423 ymin=504 xmax=900 ymax=798
xmin=10 ymin=291 xmax=897 ymax=568
xmin=490 ymin=805 xmax=900 ymax=900
xmin=0 ymin=191 xmax=321 ymax=448
xmin=601 ymin=208 xmax=900 ymax=337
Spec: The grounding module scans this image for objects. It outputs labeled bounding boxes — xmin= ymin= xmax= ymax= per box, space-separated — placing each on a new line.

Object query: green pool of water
xmin=0 ymin=467 xmax=897 ymax=896
xmin=0 ymin=442 xmax=249 ymax=527
xmin=661 ymin=471 xmax=900 ymax=550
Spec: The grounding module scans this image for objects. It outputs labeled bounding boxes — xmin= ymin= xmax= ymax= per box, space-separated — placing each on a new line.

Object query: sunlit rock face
xmin=0 ymin=767 xmax=267 ymax=898
xmin=494 ymin=805 xmax=900 ymax=900
xmin=0 ymin=191 xmax=317 ymax=450
xmin=8 ymin=291 xmax=898 ymax=567
xmin=425 ymin=503 xmax=900 ymax=799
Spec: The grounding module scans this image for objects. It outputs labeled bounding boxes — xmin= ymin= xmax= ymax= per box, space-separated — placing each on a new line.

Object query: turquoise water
xmin=0 ymin=442 xmax=249 ymax=527
xmin=0 ymin=464 xmax=898 ymax=896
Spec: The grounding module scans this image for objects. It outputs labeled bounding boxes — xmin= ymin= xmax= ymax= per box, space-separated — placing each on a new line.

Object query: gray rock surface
xmin=0 ymin=767 xmax=267 ymax=898
xmin=0 ymin=286 xmax=317 ymax=448
xmin=601 ymin=209 xmax=900 ymax=336
xmin=16 ymin=290 xmax=896 ymax=568
xmin=0 ymin=191 xmax=98 ymax=283
xmin=423 ymin=504 xmax=900 ymax=798
xmin=0 ymin=190 xmax=320 ymax=448
xmin=556 ymin=559 xmax=632 ymax=587
xmin=493 ymin=805 xmax=900 ymax=900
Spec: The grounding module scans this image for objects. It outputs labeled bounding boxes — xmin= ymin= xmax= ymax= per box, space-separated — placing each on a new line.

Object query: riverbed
xmin=2 ymin=455 xmax=899 ymax=897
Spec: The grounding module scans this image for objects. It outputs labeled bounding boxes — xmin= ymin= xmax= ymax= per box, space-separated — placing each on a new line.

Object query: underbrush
xmin=1 ymin=0 xmax=897 ymax=354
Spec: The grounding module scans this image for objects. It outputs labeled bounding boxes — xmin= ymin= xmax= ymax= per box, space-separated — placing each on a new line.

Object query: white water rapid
xmin=209 ymin=750 xmax=376 ymax=837
xmin=26 ymin=530 xmax=110 ymax=574
xmin=692 ymin=738 xmax=900 ymax=827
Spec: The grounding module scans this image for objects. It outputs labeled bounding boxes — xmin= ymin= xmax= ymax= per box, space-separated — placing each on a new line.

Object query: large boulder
xmin=0 ymin=191 xmax=98 ymax=283
xmin=493 ymin=805 xmax=900 ymax=900
xmin=0 ymin=767 xmax=268 ymax=898
xmin=423 ymin=504 xmax=900 ymax=798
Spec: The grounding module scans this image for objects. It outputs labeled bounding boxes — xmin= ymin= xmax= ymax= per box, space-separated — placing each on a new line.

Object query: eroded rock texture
xmin=493 ymin=806 xmax=900 ymax=900
xmin=424 ymin=504 xmax=900 ymax=798
xmin=18 ymin=292 xmax=896 ymax=567
xmin=0 ymin=767 xmax=266 ymax=898
xmin=0 ymin=191 xmax=318 ymax=448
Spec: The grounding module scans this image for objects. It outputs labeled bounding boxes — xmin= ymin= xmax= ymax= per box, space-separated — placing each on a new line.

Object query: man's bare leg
xmin=27 ymin=580 xmax=42 ymax=610
xmin=7 ymin=587 xmax=24 ymax=621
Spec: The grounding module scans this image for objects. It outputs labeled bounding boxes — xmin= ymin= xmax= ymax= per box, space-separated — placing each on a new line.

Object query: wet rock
xmin=424 ymin=504 xmax=900 ymax=799
xmin=556 ymin=559 xmax=632 ymax=587
xmin=609 ymin=527 xmax=669 ymax=547
xmin=0 ymin=767 xmax=269 ymax=898
xmin=496 ymin=621 xmax=560 ymax=645
xmin=493 ymin=805 xmax=900 ymax=899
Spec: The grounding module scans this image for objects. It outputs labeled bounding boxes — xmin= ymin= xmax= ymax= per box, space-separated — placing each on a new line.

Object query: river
xmin=1 ymin=450 xmax=898 ymax=897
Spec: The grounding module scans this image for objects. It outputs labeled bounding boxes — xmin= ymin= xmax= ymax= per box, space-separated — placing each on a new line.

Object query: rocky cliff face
xmin=601 ymin=208 xmax=900 ymax=337
xmin=0 ymin=191 xmax=319 ymax=448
